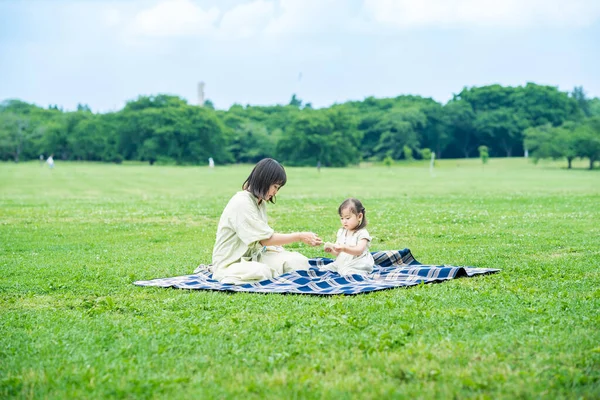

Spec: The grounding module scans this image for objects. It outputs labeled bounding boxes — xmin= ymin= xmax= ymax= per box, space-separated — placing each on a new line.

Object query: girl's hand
xmin=324 ymin=242 xmax=334 ymax=253
xmin=300 ymin=232 xmax=322 ymax=247
xmin=333 ymin=243 xmax=345 ymax=253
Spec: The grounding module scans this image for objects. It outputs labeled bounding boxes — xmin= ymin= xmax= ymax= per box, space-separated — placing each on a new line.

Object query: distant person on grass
xmin=46 ymin=154 xmax=54 ymax=169
xmin=322 ymin=198 xmax=375 ymax=276
xmin=211 ymin=158 xmax=322 ymax=284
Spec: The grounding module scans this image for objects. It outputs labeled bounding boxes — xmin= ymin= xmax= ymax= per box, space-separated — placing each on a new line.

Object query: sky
xmin=1 ymin=0 xmax=599 ymax=112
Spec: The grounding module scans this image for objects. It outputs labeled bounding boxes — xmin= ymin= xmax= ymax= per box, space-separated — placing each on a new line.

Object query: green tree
xmin=571 ymin=86 xmax=590 ymax=117
xmin=474 ymin=108 xmax=525 ymax=157
xmin=403 ymin=145 xmax=413 ymax=161
xmin=421 ymin=102 xmax=451 ymax=158
xmin=420 ymin=148 xmax=432 ymax=160
xmin=0 ymin=100 xmax=59 ymax=161
xmin=117 ymin=96 xmax=232 ymax=165
xmin=289 ymin=94 xmax=302 ymax=108
xmin=588 ymin=98 xmax=600 ymax=117
xmin=228 ymin=122 xmax=276 ymax=163
xmin=478 ymin=145 xmax=489 ymax=164
xmin=383 ymin=155 xmax=394 ymax=167
xmin=575 ymin=117 xmax=600 ymax=169
xmin=69 ymin=114 xmax=109 ymax=161
xmin=524 ymin=124 xmax=573 ymax=168
xmin=372 ymin=107 xmax=424 ymax=160
xmin=511 ymin=83 xmax=581 ymax=127
xmin=277 ymin=108 xmax=361 ymax=167
xmin=0 ymin=113 xmax=29 ymax=162
xmin=444 ymin=100 xmax=477 ymax=158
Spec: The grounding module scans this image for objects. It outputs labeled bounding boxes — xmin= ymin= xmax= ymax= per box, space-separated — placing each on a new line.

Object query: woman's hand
xmin=300 ymin=232 xmax=322 ymax=247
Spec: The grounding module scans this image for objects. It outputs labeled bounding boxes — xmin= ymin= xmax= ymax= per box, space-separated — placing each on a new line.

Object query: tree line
xmin=1 ymin=83 xmax=599 ymax=168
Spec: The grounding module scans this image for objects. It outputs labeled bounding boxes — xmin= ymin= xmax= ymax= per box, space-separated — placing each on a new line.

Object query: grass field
xmin=1 ymin=158 xmax=599 ymax=399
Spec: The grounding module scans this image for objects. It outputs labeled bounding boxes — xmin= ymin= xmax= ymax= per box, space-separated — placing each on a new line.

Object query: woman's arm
xmin=260 ymin=232 xmax=322 ymax=247
xmin=333 ymin=238 xmax=369 ymax=256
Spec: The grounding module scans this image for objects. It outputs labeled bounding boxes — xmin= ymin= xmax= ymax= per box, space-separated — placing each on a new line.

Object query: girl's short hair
xmin=338 ymin=198 xmax=367 ymax=230
xmin=242 ymin=158 xmax=287 ymax=203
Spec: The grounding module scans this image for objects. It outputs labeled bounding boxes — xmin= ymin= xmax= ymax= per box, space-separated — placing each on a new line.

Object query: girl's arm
xmin=260 ymin=232 xmax=322 ymax=247
xmin=333 ymin=238 xmax=369 ymax=256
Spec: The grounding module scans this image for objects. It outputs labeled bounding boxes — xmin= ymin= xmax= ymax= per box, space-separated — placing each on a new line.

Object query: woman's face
xmin=265 ymin=183 xmax=282 ymax=201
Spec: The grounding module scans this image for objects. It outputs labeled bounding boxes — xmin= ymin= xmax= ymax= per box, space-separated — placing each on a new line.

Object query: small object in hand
xmin=324 ymin=242 xmax=334 ymax=251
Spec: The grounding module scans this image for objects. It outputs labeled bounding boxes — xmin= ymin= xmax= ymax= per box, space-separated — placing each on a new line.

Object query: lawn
xmin=1 ymin=158 xmax=599 ymax=399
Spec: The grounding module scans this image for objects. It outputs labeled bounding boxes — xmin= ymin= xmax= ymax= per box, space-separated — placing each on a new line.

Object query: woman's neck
xmin=245 ymin=188 xmax=263 ymax=205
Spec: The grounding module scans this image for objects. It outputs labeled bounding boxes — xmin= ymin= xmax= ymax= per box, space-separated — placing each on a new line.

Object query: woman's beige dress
xmin=211 ymin=191 xmax=310 ymax=284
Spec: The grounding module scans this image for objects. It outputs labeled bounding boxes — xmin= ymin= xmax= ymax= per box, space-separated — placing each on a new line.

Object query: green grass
xmin=1 ymin=158 xmax=599 ymax=399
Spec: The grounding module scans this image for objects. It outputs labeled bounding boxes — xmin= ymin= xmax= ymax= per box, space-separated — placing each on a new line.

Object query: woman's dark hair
xmin=242 ymin=158 xmax=287 ymax=203
xmin=338 ymin=198 xmax=367 ymax=230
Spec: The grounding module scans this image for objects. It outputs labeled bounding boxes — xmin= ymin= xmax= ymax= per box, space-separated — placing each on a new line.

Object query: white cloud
xmin=218 ymin=0 xmax=275 ymax=38
xmin=127 ymin=0 xmax=600 ymax=40
xmin=130 ymin=0 xmax=219 ymax=37
xmin=362 ymin=0 xmax=600 ymax=29
xmin=264 ymin=0 xmax=361 ymax=35
xmin=128 ymin=0 xmax=358 ymax=39
xmin=102 ymin=8 xmax=122 ymax=27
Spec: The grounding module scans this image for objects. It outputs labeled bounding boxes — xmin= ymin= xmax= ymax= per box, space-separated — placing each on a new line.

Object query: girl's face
xmin=339 ymin=207 xmax=362 ymax=231
xmin=265 ymin=183 xmax=282 ymax=201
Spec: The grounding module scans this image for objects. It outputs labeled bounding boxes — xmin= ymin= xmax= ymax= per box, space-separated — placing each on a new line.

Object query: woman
xmin=211 ymin=158 xmax=322 ymax=284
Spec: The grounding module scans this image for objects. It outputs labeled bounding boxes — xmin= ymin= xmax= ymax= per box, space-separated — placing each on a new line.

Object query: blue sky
xmin=1 ymin=0 xmax=599 ymax=112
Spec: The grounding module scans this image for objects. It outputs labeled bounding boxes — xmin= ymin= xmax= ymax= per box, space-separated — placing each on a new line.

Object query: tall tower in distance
xmin=197 ymin=81 xmax=205 ymax=106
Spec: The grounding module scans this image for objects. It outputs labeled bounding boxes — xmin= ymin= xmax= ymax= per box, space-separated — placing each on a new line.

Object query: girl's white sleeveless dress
xmin=324 ymin=228 xmax=374 ymax=276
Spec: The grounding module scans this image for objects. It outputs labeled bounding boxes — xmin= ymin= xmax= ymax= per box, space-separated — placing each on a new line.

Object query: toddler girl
xmin=323 ymin=198 xmax=374 ymax=276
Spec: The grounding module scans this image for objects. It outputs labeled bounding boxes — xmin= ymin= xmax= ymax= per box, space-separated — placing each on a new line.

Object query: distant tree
xmin=420 ymin=148 xmax=432 ymax=160
xmin=474 ymin=108 xmax=525 ymax=157
xmin=524 ymin=124 xmax=574 ymax=168
xmin=383 ymin=155 xmax=393 ymax=167
xmin=124 ymin=94 xmax=188 ymax=111
xmin=524 ymin=119 xmax=600 ymax=169
xmin=589 ymin=98 xmax=600 ymax=117
xmin=139 ymin=137 xmax=160 ymax=165
xmin=228 ymin=122 xmax=276 ymax=163
xmin=40 ymin=117 xmax=70 ymax=160
xmin=69 ymin=114 xmax=108 ymax=160
xmin=76 ymin=103 xmax=92 ymax=113
xmin=421 ymin=102 xmax=451 ymax=158
xmin=289 ymin=94 xmax=302 ymax=108
xmin=575 ymin=117 xmax=600 ymax=169
xmin=203 ymin=99 xmax=215 ymax=110
xmin=277 ymin=108 xmax=361 ymax=167
xmin=510 ymin=83 xmax=580 ymax=127
xmin=403 ymin=145 xmax=413 ymax=161
xmin=478 ymin=145 xmax=489 ymax=164
xmin=0 ymin=113 xmax=30 ymax=162
xmin=571 ymin=86 xmax=590 ymax=117
xmin=444 ymin=99 xmax=477 ymax=158
xmin=371 ymin=107 xmax=424 ymax=160
xmin=0 ymin=83 xmax=590 ymax=165
xmin=455 ymin=84 xmax=515 ymax=112
xmin=118 ymin=97 xmax=232 ymax=165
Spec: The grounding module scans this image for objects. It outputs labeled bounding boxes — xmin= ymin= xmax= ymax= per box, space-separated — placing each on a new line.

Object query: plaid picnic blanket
xmin=133 ymin=248 xmax=499 ymax=295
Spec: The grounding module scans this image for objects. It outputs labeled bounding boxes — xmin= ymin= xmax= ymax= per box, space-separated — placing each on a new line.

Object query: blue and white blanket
xmin=134 ymin=248 xmax=499 ymax=295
